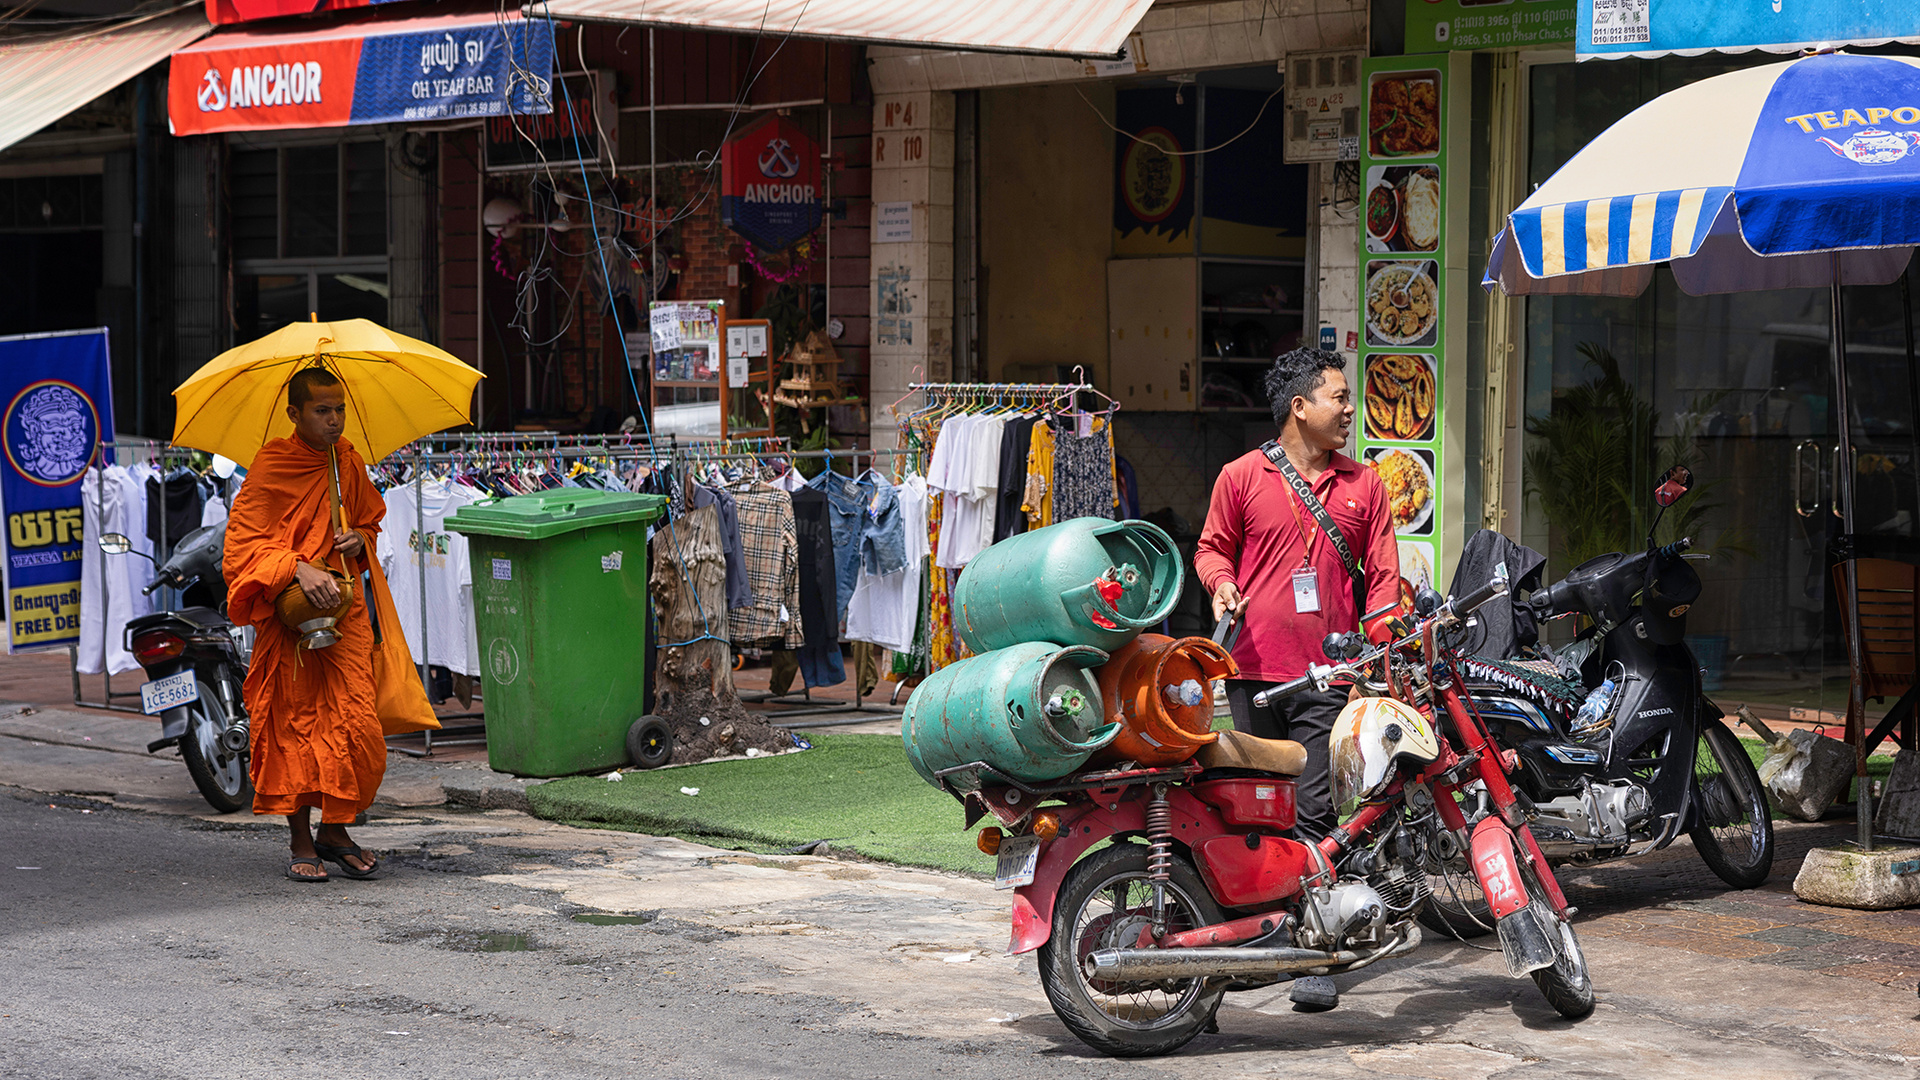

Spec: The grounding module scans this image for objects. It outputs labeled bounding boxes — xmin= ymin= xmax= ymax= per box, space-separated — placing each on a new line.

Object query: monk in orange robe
xmin=224 ymin=367 xmax=385 ymax=881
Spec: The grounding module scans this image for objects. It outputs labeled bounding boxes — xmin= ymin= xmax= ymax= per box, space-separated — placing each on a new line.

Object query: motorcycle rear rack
xmin=936 ymin=760 xmax=1203 ymax=828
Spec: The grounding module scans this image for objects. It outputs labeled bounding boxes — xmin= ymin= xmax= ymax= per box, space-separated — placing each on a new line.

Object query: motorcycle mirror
xmin=1322 ymin=631 xmax=1347 ymax=662
xmin=98 ymin=533 xmax=132 ymax=555
xmin=1653 ymin=464 xmax=1693 ymax=508
xmin=1413 ymin=587 xmax=1443 ymax=617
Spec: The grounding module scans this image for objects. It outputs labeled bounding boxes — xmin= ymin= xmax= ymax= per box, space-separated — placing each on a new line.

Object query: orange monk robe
xmin=223 ymin=436 xmax=386 ymax=822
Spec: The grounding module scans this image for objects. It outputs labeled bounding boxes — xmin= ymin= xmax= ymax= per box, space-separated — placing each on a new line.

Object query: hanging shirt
xmin=993 ymin=416 xmax=1039 ymax=544
xmin=933 ymin=415 xmax=1005 ymax=568
xmin=77 ymin=467 xmax=141 ymax=675
xmin=377 ymin=477 xmax=483 ymax=676
xmin=146 ymin=469 xmax=206 ymax=558
xmin=726 ymin=483 xmax=803 ymax=648
xmin=847 ymin=474 xmax=929 ymax=653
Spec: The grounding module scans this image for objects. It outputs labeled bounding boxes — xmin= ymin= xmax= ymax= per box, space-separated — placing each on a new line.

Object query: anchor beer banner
xmin=720 ymin=115 xmax=823 ymax=252
xmin=0 ymin=329 xmax=114 ymax=654
xmin=168 ymin=9 xmax=553 ymax=135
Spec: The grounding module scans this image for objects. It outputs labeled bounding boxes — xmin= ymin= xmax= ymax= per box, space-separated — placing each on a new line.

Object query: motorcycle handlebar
xmin=1252 ymin=673 xmax=1316 ymax=709
xmin=1249 ymin=572 xmax=1509 ymax=710
xmin=142 ymin=579 xmax=165 ymax=596
xmin=1453 ymin=572 xmax=1511 ymax=618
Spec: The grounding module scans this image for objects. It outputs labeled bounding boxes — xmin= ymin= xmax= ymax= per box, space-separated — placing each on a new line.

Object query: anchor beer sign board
xmin=169 ymin=9 xmax=553 ymax=135
xmin=0 ymin=329 xmax=114 ymax=654
xmin=720 ymin=115 xmax=823 ymax=252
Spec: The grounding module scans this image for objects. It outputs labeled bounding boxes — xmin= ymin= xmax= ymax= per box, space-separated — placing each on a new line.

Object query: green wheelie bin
xmin=445 ymin=490 xmax=667 ymax=777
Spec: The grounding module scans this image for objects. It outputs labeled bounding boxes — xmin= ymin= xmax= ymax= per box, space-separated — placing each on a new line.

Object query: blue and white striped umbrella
xmin=1486 ymin=52 xmax=1920 ymax=297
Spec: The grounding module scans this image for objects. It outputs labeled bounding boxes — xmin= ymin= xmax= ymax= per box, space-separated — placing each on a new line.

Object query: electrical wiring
xmin=1075 ymin=83 xmax=1284 ymax=157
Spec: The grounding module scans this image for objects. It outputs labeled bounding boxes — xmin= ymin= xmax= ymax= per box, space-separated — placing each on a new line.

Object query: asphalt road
xmin=0 ymin=789 xmax=1176 ymax=1080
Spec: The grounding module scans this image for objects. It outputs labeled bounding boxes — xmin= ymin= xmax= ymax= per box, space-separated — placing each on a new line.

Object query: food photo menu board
xmin=1357 ymin=57 xmax=1447 ymax=601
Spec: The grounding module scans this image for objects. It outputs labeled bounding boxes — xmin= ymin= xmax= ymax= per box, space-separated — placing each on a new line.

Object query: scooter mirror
xmin=1653 ymin=464 xmax=1693 ymax=507
xmin=1413 ymin=587 xmax=1443 ymax=617
xmin=98 ymin=533 xmax=132 ymax=555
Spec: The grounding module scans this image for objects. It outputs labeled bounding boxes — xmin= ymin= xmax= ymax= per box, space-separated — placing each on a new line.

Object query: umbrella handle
xmin=328 ymin=446 xmax=353 ymax=580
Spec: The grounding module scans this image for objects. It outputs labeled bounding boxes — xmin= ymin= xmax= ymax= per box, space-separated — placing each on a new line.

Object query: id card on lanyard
xmin=1285 ymin=477 xmax=1322 ymax=614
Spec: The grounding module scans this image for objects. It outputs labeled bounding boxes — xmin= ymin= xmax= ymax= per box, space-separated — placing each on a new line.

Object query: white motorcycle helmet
xmin=1330 ymin=696 xmax=1442 ymax=806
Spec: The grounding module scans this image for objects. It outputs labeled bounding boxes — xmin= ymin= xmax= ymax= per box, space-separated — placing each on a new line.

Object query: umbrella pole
xmin=1830 ymin=272 xmax=1872 ymax=849
xmin=328 ymin=446 xmax=352 ymax=582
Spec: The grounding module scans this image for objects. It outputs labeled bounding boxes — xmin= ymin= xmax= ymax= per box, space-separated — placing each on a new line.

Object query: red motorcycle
xmin=945 ymin=572 xmax=1592 ymax=1058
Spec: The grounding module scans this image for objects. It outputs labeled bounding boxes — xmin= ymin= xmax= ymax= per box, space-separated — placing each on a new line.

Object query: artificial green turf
xmin=525 ymin=734 xmax=994 ymax=875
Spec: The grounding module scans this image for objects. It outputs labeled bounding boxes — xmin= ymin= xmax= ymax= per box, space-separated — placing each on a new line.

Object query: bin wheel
xmin=628 ymin=715 xmax=673 ymax=769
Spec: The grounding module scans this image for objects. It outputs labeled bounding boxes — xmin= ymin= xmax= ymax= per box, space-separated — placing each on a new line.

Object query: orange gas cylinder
xmin=1092 ymin=634 xmax=1238 ymax=766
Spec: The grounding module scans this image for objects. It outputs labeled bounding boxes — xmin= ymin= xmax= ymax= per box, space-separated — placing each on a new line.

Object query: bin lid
xmin=445 ymin=490 xmax=668 ymax=540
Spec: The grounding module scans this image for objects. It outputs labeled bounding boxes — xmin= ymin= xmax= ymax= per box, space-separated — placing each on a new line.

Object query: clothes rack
xmin=73 ymin=442 xmax=205 ymax=715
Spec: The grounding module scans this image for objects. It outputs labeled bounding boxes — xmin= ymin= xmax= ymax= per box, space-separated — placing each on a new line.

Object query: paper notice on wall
xmin=876 ymin=202 xmax=913 ymax=243
xmin=649 ymin=306 xmax=681 ymax=351
xmin=1589 ymin=0 xmax=1650 ymax=44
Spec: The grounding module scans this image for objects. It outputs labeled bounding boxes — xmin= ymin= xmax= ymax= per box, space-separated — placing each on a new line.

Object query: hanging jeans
xmin=810 ymin=472 xmax=870 ymax=630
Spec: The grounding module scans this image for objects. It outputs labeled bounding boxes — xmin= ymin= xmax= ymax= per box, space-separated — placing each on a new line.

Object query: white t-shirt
xmin=377 ymin=478 xmax=484 ymax=676
xmin=932 ymin=415 xmax=1008 ymax=569
xmin=846 ymin=474 xmax=928 ymax=652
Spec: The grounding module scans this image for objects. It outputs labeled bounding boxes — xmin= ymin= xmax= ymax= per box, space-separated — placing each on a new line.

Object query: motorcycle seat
xmin=1192 ymin=730 xmax=1306 ymax=776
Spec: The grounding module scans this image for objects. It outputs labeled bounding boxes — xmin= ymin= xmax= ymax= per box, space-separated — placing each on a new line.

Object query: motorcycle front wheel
xmin=1689 ymin=718 xmax=1774 ymax=890
xmin=1518 ymin=854 xmax=1593 ymax=1019
xmin=1036 ymin=842 xmax=1226 ymax=1059
xmin=180 ymin=681 xmax=252 ymax=814
xmin=1420 ymin=783 xmax=1494 ymax=939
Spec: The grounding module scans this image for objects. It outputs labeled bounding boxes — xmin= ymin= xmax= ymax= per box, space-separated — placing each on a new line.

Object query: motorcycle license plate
xmin=139 ymin=671 xmax=198 ymax=715
xmin=994 ymin=836 xmax=1041 ymax=891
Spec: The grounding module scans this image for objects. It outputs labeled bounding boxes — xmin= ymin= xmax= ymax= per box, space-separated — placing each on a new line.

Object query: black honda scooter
xmin=100 ymin=523 xmax=253 ymax=813
xmin=1431 ymin=467 xmax=1772 ymax=935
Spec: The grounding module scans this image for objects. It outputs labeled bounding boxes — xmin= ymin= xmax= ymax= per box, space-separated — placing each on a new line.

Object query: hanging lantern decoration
xmin=720 ymin=115 xmax=823 ymax=252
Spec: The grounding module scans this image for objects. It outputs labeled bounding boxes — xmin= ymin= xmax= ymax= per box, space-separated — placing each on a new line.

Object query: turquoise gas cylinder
xmin=901 ymin=642 xmax=1118 ymax=792
xmin=952 ymin=517 xmax=1183 ymax=654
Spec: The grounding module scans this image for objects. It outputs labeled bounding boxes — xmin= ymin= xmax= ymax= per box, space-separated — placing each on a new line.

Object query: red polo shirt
xmin=1195 ymin=448 xmax=1401 ymax=682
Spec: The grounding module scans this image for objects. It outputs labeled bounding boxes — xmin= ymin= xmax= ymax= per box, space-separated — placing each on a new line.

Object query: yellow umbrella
xmin=172 ymin=318 xmax=484 ymax=468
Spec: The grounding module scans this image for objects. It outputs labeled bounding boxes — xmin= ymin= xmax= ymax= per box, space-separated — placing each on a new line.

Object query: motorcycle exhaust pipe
xmin=1084 ymin=926 xmax=1420 ymax=981
xmin=1086 ymin=945 xmax=1363 ymax=981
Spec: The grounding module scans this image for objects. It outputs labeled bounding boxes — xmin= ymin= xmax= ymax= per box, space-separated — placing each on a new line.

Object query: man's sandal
xmin=285 ymin=856 xmax=330 ymax=883
xmin=313 ymin=842 xmax=381 ymax=880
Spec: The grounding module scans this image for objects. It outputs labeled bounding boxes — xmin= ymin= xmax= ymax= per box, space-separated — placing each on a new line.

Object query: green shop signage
xmin=1405 ymin=0 xmax=1575 ymax=52
xmin=1357 ymin=56 xmax=1451 ymax=601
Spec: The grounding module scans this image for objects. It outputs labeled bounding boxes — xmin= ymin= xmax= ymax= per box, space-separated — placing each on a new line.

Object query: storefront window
xmin=1522 ymin=56 xmax=1920 ymax=714
xmin=231 ymin=139 xmax=391 ymax=335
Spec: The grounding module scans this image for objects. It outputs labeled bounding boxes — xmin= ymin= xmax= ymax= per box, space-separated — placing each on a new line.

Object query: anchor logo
xmin=197 ymin=68 xmax=227 ymax=113
xmin=757 ymin=137 xmax=800 ymax=179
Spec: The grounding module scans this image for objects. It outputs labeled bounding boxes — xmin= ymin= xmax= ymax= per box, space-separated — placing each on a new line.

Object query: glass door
xmin=1813 ymin=269 xmax=1920 ymax=745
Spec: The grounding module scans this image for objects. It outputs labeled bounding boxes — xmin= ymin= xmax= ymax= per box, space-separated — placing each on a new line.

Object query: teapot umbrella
xmin=1483 ymin=50 xmax=1920 ymax=784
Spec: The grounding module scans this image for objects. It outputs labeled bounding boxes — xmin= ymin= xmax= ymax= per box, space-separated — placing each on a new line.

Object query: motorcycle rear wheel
xmin=1519 ymin=854 xmax=1593 ymax=1019
xmin=180 ymin=682 xmax=252 ymax=814
xmin=1689 ymin=719 xmax=1773 ymax=890
xmin=1037 ymin=842 xmax=1226 ymax=1059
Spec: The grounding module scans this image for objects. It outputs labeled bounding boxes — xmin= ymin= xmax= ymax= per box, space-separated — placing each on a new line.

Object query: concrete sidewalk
xmin=5 ymin=696 xmax=1920 ymax=1074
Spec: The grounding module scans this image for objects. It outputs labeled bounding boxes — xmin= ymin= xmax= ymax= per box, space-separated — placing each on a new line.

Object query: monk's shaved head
xmin=287 ymin=367 xmax=342 ymax=409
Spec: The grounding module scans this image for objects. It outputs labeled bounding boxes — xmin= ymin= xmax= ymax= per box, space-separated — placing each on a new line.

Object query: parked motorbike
xmin=100 ymin=524 xmax=254 ymax=813
xmin=1441 ymin=465 xmax=1772 ymax=920
xmin=945 ymin=571 xmax=1592 ymax=1059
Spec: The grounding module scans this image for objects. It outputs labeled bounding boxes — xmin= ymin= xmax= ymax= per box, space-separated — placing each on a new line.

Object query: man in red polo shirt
xmin=1195 ymin=347 xmax=1400 ymax=1010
